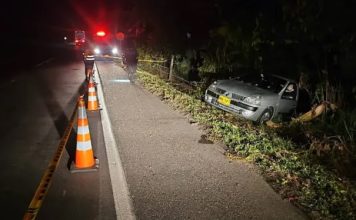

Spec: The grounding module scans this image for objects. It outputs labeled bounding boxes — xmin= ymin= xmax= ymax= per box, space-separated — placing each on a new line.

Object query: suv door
xmin=276 ymin=83 xmax=298 ymax=118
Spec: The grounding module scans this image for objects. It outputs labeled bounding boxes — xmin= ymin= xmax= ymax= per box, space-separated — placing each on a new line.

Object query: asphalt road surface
xmin=96 ymin=61 xmax=307 ymax=220
xmin=0 ymin=44 xmax=307 ymax=219
xmin=0 ymin=46 xmax=115 ymax=219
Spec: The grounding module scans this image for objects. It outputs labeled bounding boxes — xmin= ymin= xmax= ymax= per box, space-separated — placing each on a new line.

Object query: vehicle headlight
xmin=112 ymin=47 xmax=118 ymax=54
xmin=244 ymin=95 xmax=261 ymax=106
xmin=94 ymin=48 xmax=101 ymax=54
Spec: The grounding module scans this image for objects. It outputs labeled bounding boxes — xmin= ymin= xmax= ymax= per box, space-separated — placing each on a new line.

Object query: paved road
xmin=0 ymin=49 xmax=115 ymax=219
xmin=1 ymin=45 xmax=306 ymax=219
xmin=96 ymin=61 xmax=307 ymax=220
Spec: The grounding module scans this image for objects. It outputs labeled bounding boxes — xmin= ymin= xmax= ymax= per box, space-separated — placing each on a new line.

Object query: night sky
xmin=3 ymin=1 xmax=127 ymax=42
xmin=2 ymin=0 xmax=217 ymax=45
xmin=4 ymin=1 xmax=356 ymax=43
xmin=4 ymin=0 xmax=356 ymax=79
xmin=2 ymin=0 xmax=215 ymax=67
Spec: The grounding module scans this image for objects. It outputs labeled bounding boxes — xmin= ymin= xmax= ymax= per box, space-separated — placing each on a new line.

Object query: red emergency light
xmin=96 ymin=31 xmax=106 ymax=37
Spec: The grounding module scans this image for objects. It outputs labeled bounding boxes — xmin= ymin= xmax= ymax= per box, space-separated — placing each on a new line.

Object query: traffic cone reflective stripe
xmin=75 ymin=96 xmax=95 ymax=169
xmin=87 ymin=77 xmax=99 ymax=111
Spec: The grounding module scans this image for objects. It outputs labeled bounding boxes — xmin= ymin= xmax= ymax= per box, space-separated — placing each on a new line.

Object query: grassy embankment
xmin=134 ymin=67 xmax=356 ymax=220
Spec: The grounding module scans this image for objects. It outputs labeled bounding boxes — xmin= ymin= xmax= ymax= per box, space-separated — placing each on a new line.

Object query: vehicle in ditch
xmin=204 ymin=74 xmax=299 ymax=124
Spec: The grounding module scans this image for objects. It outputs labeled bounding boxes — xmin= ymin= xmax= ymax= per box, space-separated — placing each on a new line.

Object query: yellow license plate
xmin=218 ymin=95 xmax=231 ymax=106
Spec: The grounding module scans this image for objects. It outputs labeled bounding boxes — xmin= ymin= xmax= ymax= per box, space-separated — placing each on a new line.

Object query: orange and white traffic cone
xmin=85 ymin=68 xmax=93 ymax=82
xmin=84 ymin=60 xmax=94 ymax=82
xmin=87 ymin=76 xmax=99 ymax=111
xmin=70 ymin=96 xmax=99 ymax=173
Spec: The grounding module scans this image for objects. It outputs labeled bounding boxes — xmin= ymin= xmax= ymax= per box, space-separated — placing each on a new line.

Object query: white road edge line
xmin=94 ymin=62 xmax=136 ymax=220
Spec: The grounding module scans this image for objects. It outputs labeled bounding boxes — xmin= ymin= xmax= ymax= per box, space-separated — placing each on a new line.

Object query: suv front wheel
xmin=258 ymin=108 xmax=273 ymax=124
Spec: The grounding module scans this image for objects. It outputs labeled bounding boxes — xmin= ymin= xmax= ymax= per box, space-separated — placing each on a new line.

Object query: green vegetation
xmin=130 ymin=1 xmax=356 ymax=218
xmin=136 ymin=68 xmax=356 ymax=219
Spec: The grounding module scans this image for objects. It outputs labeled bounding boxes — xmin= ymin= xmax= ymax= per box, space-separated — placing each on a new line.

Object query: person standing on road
xmin=125 ymin=48 xmax=138 ymax=82
xmin=123 ymin=38 xmax=138 ymax=83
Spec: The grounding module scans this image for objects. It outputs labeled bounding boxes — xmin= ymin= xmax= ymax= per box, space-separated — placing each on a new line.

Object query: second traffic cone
xmin=70 ymin=96 xmax=99 ymax=172
xmin=87 ymin=76 xmax=99 ymax=111
xmin=85 ymin=67 xmax=93 ymax=82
